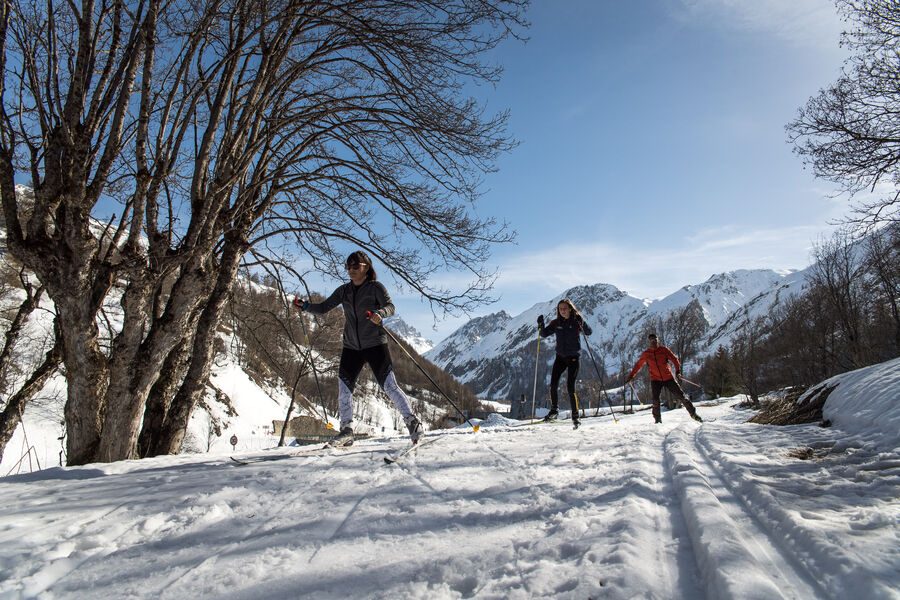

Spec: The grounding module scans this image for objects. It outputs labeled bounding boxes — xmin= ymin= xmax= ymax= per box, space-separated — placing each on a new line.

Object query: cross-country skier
xmin=625 ymin=333 xmax=702 ymax=424
xmin=538 ymin=299 xmax=592 ymax=428
xmin=294 ymin=251 xmax=423 ymax=447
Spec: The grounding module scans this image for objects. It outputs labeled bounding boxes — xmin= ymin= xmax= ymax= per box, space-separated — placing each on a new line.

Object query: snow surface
xmin=1 ymin=360 xmax=898 ymax=599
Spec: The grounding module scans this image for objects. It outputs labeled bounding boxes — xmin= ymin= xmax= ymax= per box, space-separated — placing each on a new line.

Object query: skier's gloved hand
xmin=293 ymin=297 xmax=310 ymax=311
xmin=537 ymin=315 xmax=544 ymax=327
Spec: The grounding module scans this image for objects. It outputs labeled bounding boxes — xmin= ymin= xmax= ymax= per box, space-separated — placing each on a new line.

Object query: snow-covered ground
xmin=1 ymin=360 xmax=898 ymax=599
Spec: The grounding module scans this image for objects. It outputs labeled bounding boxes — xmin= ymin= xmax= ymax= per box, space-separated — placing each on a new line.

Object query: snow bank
xmin=816 ymin=357 xmax=900 ymax=451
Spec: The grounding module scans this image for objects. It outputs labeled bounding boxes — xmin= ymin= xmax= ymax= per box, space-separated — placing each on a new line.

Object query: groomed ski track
xmin=1 ymin=400 xmax=897 ymax=599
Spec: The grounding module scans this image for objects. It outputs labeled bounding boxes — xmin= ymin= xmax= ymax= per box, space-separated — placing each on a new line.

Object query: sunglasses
xmin=346 ymin=263 xmax=367 ymax=271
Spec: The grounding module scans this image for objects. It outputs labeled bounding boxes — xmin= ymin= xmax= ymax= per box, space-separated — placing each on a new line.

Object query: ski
xmin=228 ymin=444 xmax=331 ymax=465
xmin=384 ymin=435 xmax=440 ymax=464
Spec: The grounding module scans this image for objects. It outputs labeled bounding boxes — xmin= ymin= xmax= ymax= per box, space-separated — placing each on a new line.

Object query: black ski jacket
xmin=306 ymin=280 xmax=395 ymax=350
xmin=539 ymin=316 xmax=592 ymax=357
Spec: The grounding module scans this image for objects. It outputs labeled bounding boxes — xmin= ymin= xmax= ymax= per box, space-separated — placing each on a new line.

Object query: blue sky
xmin=377 ymin=0 xmax=853 ymax=343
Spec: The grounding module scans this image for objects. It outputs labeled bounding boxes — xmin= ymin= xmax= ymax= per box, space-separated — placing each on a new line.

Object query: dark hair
xmin=557 ymin=298 xmax=580 ymax=320
xmin=648 ymin=333 xmax=658 ymax=340
xmin=346 ymin=250 xmax=376 ymax=281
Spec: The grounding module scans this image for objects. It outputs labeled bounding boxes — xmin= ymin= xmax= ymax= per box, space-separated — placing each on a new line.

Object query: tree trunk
xmin=0 ymin=330 xmax=61 ymax=462
xmin=138 ymin=328 xmax=195 ymax=457
xmin=97 ymin=259 xmax=215 ymax=462
xmin=57 ymin=296 xmax=110 ymax=466
xmin=0 ymin=282 xmax=45 ymax=390
xmin=154 ymin=238 xmax=246 ymax=455
xmin=95 ymin=277 xmax=155 ymax=462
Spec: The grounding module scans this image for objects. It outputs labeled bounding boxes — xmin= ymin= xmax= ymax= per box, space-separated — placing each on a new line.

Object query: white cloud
xmin=677 ymin=0 xmax=845 ymax=49
xmin=490 ymin=222 xmax=836 ymax=302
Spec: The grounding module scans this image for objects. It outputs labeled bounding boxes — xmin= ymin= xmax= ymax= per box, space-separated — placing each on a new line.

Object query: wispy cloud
xmin=490 ymin=222 xmax=836 ymax=303
xmin=676 ymin=0 xmax=845 ymax=49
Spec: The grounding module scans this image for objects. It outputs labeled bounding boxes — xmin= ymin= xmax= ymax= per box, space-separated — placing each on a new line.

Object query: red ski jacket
xmin=628 ymin=346 xmax=681 ymax=382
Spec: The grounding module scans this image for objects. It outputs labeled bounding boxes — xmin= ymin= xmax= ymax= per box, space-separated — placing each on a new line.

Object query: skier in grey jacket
xmin=295 ymin=251 xmax=423 ymax=447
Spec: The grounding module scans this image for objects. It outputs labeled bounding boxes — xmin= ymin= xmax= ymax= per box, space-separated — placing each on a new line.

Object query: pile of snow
xmin=468 ymin=413 xmax=520 ymax=428
xmin=808 ymin=356 xmax=900 ymax=451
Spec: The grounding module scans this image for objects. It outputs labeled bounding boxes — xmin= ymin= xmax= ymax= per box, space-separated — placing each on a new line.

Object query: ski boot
xmin=691 ymin=413 xmax=703 ymax=423
xmin=406 ymin=416 xmax=424 ymax=444
xmin=328 ymin=426 xmax=354 ymax=447
xmin=542 ymin=409 xmax=558 ymax=423
xmin=572 ymin=418 xmax=580 ymax=430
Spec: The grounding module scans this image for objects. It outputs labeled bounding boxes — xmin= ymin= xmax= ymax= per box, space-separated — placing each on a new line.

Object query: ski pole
xmin=581 ymin=331 xmax=618 ymax=423
xmin=679 ymin=376 xmax=703 ymax=390
xmin=368 ymin=312 xmax=480 ymax=432
xmin=629 ymin=381 xmax=646 ymax=405
xmin=531 ymin=322 xmax=542 ymax=424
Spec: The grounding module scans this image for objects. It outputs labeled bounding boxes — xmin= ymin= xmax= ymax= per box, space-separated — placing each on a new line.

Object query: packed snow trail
xmin=1 ymin=399 xmax=898 ymax=599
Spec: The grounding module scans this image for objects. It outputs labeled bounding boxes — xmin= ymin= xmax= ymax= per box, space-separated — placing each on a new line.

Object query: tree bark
xmin=138 ymin=332 xmax=195 ymax=457
xmin=0 ymin=328 xmax=61 ymax=463
xmin=154 ymin=236 xmax=247 ymax=455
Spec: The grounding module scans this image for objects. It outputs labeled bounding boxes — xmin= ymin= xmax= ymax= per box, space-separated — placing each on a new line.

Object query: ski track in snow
xmin=1 ymin=400 xmax=898 ymax=599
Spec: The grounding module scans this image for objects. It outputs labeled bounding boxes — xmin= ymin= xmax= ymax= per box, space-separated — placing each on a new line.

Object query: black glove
xmin=293 ymin=297 xmax=310 ymax=311
xmin=537 ymin=315 xmax=544 ymax=327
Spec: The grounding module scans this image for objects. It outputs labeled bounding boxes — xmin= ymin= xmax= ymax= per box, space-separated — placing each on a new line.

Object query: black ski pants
xmin=339 ymin=344 xmax=395 ymax=390
xmin=549 ymin=355 xmax=580 ymax=418
xmin=650 ymin=379 xmax=697 ymax=423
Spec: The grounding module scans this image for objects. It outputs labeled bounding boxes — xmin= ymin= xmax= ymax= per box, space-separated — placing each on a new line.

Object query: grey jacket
xmin=306 ymin=280 xmax=395 ymax=350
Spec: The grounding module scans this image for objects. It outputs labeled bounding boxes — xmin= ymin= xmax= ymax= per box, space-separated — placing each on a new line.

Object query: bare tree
xmin=1 ymin=0 xmax=526 ymax=464
xmin=787 ymin=0 xmax=900 ymax=227
xmin=664 ymin=299 xmax=708 ymax=373
xmin=862 ymin=223 xmax=900 ymax=354
xmin=730 ymin=316 xmax=768 ymax=407
xmin=809 ymin=230 xmax=869 ymax=369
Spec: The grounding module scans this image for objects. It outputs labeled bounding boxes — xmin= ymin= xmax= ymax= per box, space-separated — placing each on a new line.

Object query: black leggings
xmin=549 ymin=355 xmax=580 ymax=414
xmin=650 ymin=379 xmax=696 ymax=422
xmin=336 ymin=344 xmax=414 ymax=428
xmin=338 ymin=344 xmax=394 ymax=390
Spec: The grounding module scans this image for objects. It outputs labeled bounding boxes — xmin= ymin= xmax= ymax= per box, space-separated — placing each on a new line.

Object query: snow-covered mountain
xmin=383 ymin=315 xmax=434 ymax=354
xmin=426 ymin=269 xmax=812 ymax=400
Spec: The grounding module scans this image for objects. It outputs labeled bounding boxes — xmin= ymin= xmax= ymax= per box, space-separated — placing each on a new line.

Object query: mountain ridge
xmin=425 ymin=268 xmax=811 ymax=400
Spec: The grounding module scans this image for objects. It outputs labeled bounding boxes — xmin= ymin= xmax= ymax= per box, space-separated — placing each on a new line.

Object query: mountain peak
xmin=384 ymin=315 xmax=434 ymax=354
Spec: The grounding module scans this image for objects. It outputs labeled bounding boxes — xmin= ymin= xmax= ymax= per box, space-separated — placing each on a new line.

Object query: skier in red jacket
xmin=625 ymin=333 xmax=702 ymax=424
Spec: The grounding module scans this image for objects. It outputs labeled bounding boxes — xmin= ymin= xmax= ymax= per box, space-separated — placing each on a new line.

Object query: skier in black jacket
xmin=295 ymin=251 xmax=423 ymax=447
xmin=538 ymin=299 xmax=592 ymax=427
